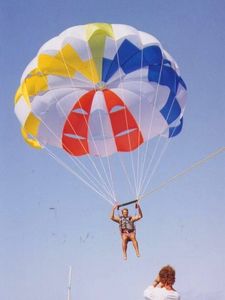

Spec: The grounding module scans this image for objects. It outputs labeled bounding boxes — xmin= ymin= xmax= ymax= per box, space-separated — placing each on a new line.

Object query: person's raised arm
xmin=132 ymin=203 xmax=143 ymax=222
xmin=144 ymin=274 xmax=162 ymax=300
xmin=110 ymin=204 xmax=120 ymax=223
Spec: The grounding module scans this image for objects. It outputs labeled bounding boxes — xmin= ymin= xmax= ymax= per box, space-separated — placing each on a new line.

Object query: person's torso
xmin=119 ymin=216 xmax=135 ymax=232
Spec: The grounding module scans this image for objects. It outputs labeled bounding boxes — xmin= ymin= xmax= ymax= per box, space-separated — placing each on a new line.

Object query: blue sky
xmin=1 ymin=1 xmax=225 ymax=300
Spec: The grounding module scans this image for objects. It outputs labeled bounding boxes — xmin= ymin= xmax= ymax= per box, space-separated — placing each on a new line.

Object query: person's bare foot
xmin=136 ymin=252 xmax=140 ymax=257
xmin=123 ymin=254 xmax=127 ymax=260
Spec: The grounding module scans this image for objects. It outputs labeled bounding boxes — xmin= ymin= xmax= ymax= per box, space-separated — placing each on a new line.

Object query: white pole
xmin=67 ymin=266 xmax=72 ymax=300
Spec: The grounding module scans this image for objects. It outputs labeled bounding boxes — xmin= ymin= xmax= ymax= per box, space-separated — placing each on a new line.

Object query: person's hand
xmin=152 ymin=274 xmax=160 ymax=287
xmin=113 ymin=204 xmax=119 ymax=210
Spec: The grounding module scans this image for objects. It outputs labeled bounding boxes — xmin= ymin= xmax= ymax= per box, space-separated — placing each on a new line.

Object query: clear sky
xmin=1 ymin=1 xmax=225 ymax=300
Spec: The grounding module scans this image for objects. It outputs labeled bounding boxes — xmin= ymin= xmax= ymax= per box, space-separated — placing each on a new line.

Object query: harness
xmin=119 ymin=216 xmax=135 ymax=233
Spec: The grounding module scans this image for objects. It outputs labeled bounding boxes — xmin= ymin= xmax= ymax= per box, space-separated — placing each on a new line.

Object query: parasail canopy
xmin=14 ymin=23 xmax=187 ymax=204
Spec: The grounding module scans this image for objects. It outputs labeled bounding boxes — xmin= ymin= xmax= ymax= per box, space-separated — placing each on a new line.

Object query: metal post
xmin=67 ymin=266 xmax=72 ymax=300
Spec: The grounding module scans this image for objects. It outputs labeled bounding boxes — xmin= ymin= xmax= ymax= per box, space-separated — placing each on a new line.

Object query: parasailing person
xmin=110 ymin=200 xmax=143 ymax=260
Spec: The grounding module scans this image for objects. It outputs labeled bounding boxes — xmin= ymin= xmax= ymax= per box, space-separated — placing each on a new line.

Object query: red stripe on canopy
xmin=104 ymin=89 xmax=143 ymax=152
xmin=62 ymin=90 xmax=95 ymax=156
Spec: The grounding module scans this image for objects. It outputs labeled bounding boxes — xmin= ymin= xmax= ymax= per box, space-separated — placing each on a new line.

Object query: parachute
xmin=14 ymin=23 xmax=187 ymax=204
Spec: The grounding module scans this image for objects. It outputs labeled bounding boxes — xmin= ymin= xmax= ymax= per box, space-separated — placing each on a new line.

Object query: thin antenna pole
xmin=67 ymin=266 xmax=72 ymax=300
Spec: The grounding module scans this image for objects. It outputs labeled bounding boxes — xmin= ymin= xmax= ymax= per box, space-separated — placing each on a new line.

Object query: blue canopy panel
xmin=102 ymin=39 xmax=163 ymax=82
xmin=148 ymin=64 xmax=187 ymax=135
xmin=101 ymin=39 xmax=187 ymax=139
xmin=169 ymin=117 xmax=183 ymax=137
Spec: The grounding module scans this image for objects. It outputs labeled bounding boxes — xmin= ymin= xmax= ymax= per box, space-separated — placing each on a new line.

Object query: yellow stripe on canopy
xmin=15 ymin=43 xmax=100 ymax=106
xmin=21 ymin=113 xmax=42 ymax=149
xmin=39 ymin=44 xmax=99 ymax=83
xmin=86 ymin=23 xmax=114 ymax=80
xmin=14 ymin=74 xmax=48 ymax=105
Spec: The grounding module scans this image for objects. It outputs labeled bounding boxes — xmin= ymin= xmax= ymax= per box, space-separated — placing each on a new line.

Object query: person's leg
xmin=130 ymin=233 xmax=140 ymax=257
xmin=121 ymin=234 xmax=129 ymax=260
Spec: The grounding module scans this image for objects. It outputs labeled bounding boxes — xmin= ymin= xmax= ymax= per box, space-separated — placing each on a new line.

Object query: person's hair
xmin=159 ymin=265 xmax=175 ymax=285
xmin=122 ymin=208 xmax=128 ymax=213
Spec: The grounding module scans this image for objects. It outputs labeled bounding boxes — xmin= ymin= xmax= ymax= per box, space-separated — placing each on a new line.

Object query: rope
xmin=113 ymin=38 xmax=139 ymax=197
xmin=59 ymin=48 xmax=117 ymax=201
xmin=24 ymin=49 xmax=117 ymax=203
xmin=80 ymin=45 xmax=117 ymax=202
xmin=45 ymin=146 xmax=115 ymax=205
xmin=136 ymin=36 xmax=144 ymax=199
xmin=136 ymin=55 xmax=164 ymax=196
xmin=138 ymin=146 xmax=225 ymax=201
xmin=97 ymin=109 xmax=117 ymax=201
